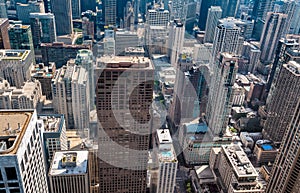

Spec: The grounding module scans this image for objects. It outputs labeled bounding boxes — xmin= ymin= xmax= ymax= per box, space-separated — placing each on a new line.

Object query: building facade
xmin=204 ymin=6 xmax=222 ymax=43
xmin=0 ymin=110 xmax=49 ymax=193
xmin=8 ymin=24 xmax=34 ymax=53
xmin=0 ymin=19 xmax=10 ymax=49
xmin=50 ymin=0 xmax=73 ymax=35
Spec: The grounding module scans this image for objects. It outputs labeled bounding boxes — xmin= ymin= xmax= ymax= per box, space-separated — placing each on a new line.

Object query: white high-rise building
xmin=0 ymin=50 xmax=34 ymax=88
xmin=52 ymin=65 xmax=90 ymax=130
xmin=0 ymin=110 xmax=49 ymax=193
xmin=146 ymin=9 xmax=170 ymax=27
xmin=168 ymin=20 xmax=185 ymax=67
xmin=206 ymin=53 xmax=238 ymax=136
xmin=75 ymin=49 xmax=95 ymax=110
xmin=151 ymin=129 xmax=178 ymax=193
xmin=211 ymin=19 xmax=243 ymax=61
xmin=0 ymin=79 xmax=42 ymax=110
xmin=204 ymin=6 xmax=222 ymax=43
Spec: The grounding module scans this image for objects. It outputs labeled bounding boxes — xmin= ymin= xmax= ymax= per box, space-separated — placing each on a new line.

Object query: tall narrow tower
xmin=96 ymin=56 xmax=154 ymax=193
xmin=266 ymin=62 xmax=300 ymax=193
xmin=51 ymin=0 xmax=73 ymax=35
xmin=103 ymin=0 xmax=117 ymax=26
xmin=204 ymin=6 xmax=222 ymax=43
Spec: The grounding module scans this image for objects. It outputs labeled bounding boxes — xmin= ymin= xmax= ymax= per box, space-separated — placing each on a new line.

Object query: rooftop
xmin=285 ymin=61 xmax=300 ymax=75
xmin=38 ymin=114 xmax=64 ymax=133
xmin=157 ymin=129 xmax=172 ymax=144
xmin=97 ymin=56 xmax=153 ymax=69
xmin=0 ymin=110 xmax=33 ymax=154
xmin=0 ymin=50 xmax=31 ymax=61
xmin=49 ymin=151 xmax=88 ymax=176
xmin=222 ymin=145 xmax=258 ymax=178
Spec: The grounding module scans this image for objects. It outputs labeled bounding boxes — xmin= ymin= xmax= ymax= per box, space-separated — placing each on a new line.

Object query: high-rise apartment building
xmin=71 ymin=0 xmax=81 ymax=19
xmin=0 ymin=79 xmax=42 ymax=109
xmin=29 ymin=13 xmax=57 ymax=47
xmin=0 ymin=49 xmax=34 ymax=88
xmin=8 ymin=24 xmax=34 ymax=53
xmin=51 ymin=0 xmax=73 ymax=35
xmin=103 ymin=0 xmax=116 ymax=26
xmin=267 ymin=36 xmax=300 ymax=94
xmin=96 ymin=56 xmax=154 ymax=193
xmin=16 ymin=1 xmax=45 ymax=24
xmin=75 ymin=49 xmax=95 ymax=109
xmin=266 ymin=75 xmax=300 ymax=192
xmin=0 ymin=110 xmax=49 ymax=193
xmin=38 ymin=114 xmax=68 ymax=165
xmin=0 ymin=19 xmax=10 ymax=49
xmin=206 ymin=53 xmax=238 ymax=136
xmin=263 ymin=61 xmax=300 ymax=144
xmin=52 ymin=65 xmax=90 ymax=130
xmin=259 ymin=12 xmax=287 ymax=63
xmin=49 ymin=151 xmax=89 ymax=193
xmin=151 ymin=129 xmax=178 ymax=193
xmin=204 ymin=6 xmax=222 ymax=43
xmin=168 ymin=20 xmax=185 ymax=66
xmin=211 ymin=19 xmax=242 ymax=60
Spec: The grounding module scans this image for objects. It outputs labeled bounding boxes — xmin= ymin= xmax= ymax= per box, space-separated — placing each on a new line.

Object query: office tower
xmin=170 ymin=0 xmax=187 ymax=21
xmin=168 ymin=20 xmax=185 ymax=67
xmin=220 ymin=0 xmax=239 ymax=18
xmin=0 ymin=50 xmax=34 ymax=88
xmin=103 ymin=29 xmax=115 ymax=55
xmin=96 ymin=56 xmax=154 ymax=193
xmin=103 ymin=0 xmax=116 ymax=26
xmin=38 ymin=114 xmax=68 ymax=164
xmin=204 ymin=6 xmax=222 ymax=43
xmin=260 ymin=12 xmax=287 ymax=63
xmin=267 ymin=36 xmax=300 ymax=93
xmin=16 ymin=1 xmax=45 ymax=24
xmin=146 ymin=9 xmax=170 ymax=27
xmin=242 ymin=41 xmax=261 ymax=73
xmin=0 ymin=79 xmax=42 ymax=109
xmin=71 ymin=0 xmax=81 ymax=19
xmin=115 ymin=30 xmax=139 ymax=55
xmin=211 ymin=19 xmax=242 ymax=60
xmin=252 ymin=0 xmax=275 ymax=21
xmin=206 ymin=53 xmax=238 ymax=136
xmin=52 ymin=65 xmax=90 ymax=130
xmin=31 ymin=62 xmax=56 ymax=99
xmin=0 ymin=110 xmax=49 ymax=193
xmin=82 ymin=17 xmax=94 ymax=40
xmin=219 ymin=17 xmax=255 ymax=40
xmin=198 ymin=0 xmax=216 ymax=30
xmin=49 ymin=151 xmax=89 ymax=193
xmin=262 ymin=61 xmax=300 ymax=145
xmin=266 ymin=80 xmax=300 ymax=193
xmin=210 ymin=145 xmax=264 ymax=192
xmin=290 ymin=2 xmax=300 ymax=34
xmin=151 ymin=129 xmax=178 ymax=193
xmin=41 ymin=42 xmax=91 ymax=67
xmin=8 ymin=24 xmax=34 ymax=52
xmin=0 ymin=0 xmax=7 ymax=18
xmin=51 ymin=0 xmax=73 ymax=35
xmin=0 ymin=19 xmax=10 ymax=49
xmin=123 ymin=1 xmax=135 ymax=30
xmin=185 ymin=0 xmax=197 ymax=32
xmin=116 ymin=0 xmax=127 ymax=23
xmin=29 ymin=13 xmax=57 ymax=48
xmin=81 ymin=0 xmax=96 ymax=12
xmin=75 ymin=49 xmax=95 ymax=110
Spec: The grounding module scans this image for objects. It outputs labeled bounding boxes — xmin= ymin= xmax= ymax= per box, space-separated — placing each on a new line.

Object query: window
xmin=5 ymin=167 xmax=17 ymax=180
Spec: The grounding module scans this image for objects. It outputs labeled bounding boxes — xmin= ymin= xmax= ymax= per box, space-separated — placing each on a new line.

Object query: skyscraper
xmin=0 ymin=18 xmax=10 ymax=49
xmin=262 ymin=61 xmax=300 ymax=144
xmin=75 ymin=49 xmax=95 ymax=110
xmin=8 ymin=24 xmax=34 ymax=52
xmin=211 ymin=19 xmax=242 ymax=60
xmin=170 ymin=0 xmax=187 ymax=22
xmin=252 ymin=0 xmax=275 ymax=21
xmin=260 ymin=12 xmax=287 ymax=63
xmin=0 ymin=110 xmax=49 ymax=193
xmin=71 ymin=0 xmax=81 ymax=19
xmin=204 ymin=6 xmax=222 ymax=43
xmin=168 ymin=20 xmax=185 ymax=67
xmin=266 ymin=62 xmax=300 ymax=193
xmin=29 ymin=13 xmax=57 ymax=47
xmin=0 ymin=0 xmax=7 ymax=18
xmin=16 ymin=1 xmax=45 ymax=24
xmin=220 ymin=0 xmax=239 ymax=18
xmin=103 ymin=0 xmax=116 ymax=26
xmin=52 ymin=65 xmax=90 ymax=130
xmin=206 ymin=53 xmax=238 ymax=136
xmin=51 ymin=0 xmax=73 ymax=35
xmin=96 ymin=56 xmax=154 ymax=193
